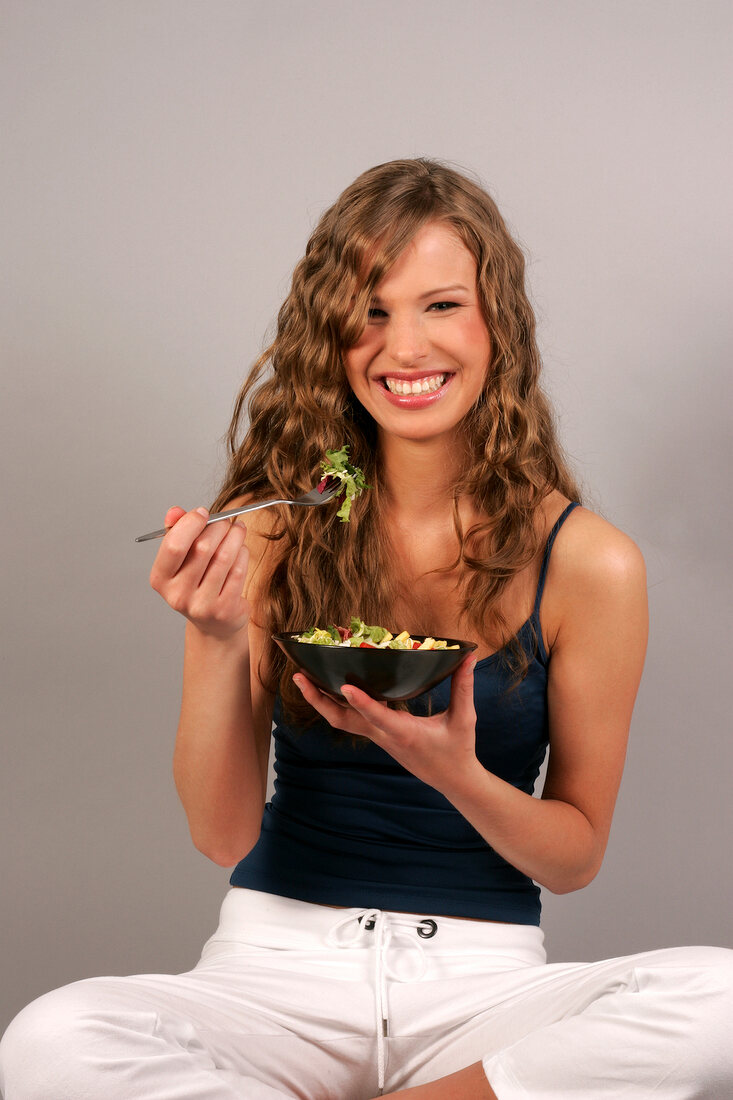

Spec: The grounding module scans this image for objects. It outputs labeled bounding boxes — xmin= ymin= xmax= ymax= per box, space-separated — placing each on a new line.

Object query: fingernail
xmin=195 ymin=507 xmax=209 ymax=518
xmin=341 ymin=686 xmax=354 ymax=699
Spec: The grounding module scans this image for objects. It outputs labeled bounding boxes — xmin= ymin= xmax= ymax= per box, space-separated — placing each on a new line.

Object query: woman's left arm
xmin=296 ymin=512 xmax=648 ymax=895
xmin=526 ymin=513 xmax=649 ymax=891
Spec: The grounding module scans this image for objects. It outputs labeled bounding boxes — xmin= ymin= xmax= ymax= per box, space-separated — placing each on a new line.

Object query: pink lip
xmin=376 ymin=374 xmax=454 ymax=409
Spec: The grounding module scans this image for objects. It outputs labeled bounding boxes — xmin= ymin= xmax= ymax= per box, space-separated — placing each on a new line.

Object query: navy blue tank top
xmin=230 ymin=503 xmax=579 ymax=924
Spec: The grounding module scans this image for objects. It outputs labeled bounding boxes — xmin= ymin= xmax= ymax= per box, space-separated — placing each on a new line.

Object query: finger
xmin=164 ymin=506 xmax=187 ymax=528
xmin=199 ymin=520 xmax=245 ymax=586
xmin=201 ymin=522 xmax=248 ymax=598
xmin=150 ymin=507 xmax=211 ymax=587
xmin=208 ymin=536 xmax=251 ymax=626
xmin=218 ymin=552 xmax=251 ymax=620
xmin=293 ymin=674 xmax=359 ymax=730
xmin=446 ymin=654 xmax=478 ymax=721
xmin=338 ymin=684 xmax=414 ymax=739
xmin=176 ymin=515 xmax=234 ymax=581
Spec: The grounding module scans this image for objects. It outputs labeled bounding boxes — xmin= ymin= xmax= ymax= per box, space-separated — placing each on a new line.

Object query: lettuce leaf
xmin=320 ymin=446 xmax=369 ymax=523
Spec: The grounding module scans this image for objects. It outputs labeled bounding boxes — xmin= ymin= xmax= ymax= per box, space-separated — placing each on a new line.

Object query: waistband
xmin=208 ymin=887 xmax=546 ymax=964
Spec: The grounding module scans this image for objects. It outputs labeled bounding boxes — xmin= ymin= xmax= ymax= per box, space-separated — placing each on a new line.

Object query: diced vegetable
xmin=294 ymin=618 xmax=459 ymax=650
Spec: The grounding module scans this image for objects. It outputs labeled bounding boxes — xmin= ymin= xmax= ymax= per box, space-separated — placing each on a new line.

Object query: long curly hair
xmin=212 ymin=158 xmax=581 ymax=721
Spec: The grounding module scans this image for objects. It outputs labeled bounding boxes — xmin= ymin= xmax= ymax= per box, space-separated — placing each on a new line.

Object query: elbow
xmin=545 ymin=856 xmax=603 ymax=896
xmin=197 ymin=845 xmax=240 ymax=868
xmin=546 ymin=876 xmax=590 ymax=896
xmin=191 ymin=826 xmax=260 ymax=868
xmin=540 ymin=813 xmax=608 ymax=895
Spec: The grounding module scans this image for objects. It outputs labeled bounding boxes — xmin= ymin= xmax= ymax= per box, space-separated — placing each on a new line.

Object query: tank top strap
xmin=532 ymin=502 xmax=580 ymax=618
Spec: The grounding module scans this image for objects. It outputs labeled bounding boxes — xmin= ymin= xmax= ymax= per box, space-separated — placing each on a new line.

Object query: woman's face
xmin=344 ymin=222 xmax=492 ymax=445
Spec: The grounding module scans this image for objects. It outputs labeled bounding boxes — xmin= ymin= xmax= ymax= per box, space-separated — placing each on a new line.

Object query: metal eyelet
xmin=359 ymin=915 xmax=376 ymax=931
xmin=417 ymin=919 xmax=438 ymax=939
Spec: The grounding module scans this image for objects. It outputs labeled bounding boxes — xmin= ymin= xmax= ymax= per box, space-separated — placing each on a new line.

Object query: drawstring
xmin=326 ymin=909 xmax=438 ymax=1095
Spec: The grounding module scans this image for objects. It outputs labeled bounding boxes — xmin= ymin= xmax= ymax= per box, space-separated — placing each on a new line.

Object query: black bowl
xmin=273 ymin=633 xmax=477 ymax=702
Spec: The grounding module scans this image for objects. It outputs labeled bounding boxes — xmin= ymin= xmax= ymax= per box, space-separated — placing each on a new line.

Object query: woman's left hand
xmin=293 ymin=654 xmax=479 ymax=793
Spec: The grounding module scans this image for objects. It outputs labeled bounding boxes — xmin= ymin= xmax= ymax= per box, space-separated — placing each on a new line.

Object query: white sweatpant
xmin=2 ymin=888 xmax=732 ymax=1099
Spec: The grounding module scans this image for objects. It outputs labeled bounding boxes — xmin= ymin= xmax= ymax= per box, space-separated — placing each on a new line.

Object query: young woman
xmin=2 ymin=159 xmax=732 ymax=1099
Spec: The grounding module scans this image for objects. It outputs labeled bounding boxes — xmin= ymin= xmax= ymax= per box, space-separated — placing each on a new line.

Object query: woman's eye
xmin=367 ymin=307 xmax=387 ymax=320
xmin=428 ymin=301 xmax=459 ymax=312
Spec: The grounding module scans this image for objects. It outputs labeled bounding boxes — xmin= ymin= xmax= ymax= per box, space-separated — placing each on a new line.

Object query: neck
xmin=377 ymin=432 xmax=469 ymax=522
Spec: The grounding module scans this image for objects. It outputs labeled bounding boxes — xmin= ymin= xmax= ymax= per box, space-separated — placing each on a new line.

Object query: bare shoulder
xmin=541 ymin=503 xmax=647 ymax=649
xmin=552 ymin=505 xmax=645 ymax=583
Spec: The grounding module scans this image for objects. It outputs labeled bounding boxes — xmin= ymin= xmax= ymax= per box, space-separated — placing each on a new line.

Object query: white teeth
xmin=384 ymin=374 xmax=446 ymax=395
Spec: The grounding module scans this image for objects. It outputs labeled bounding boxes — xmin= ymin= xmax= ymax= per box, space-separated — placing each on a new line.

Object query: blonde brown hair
xmin=212 ymin=158 xmax=581 ymax=719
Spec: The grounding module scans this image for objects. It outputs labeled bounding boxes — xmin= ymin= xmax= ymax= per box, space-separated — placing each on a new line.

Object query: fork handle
xmin=134 ymin=498 xmax=284 ymax=542
xmin=205 ymin=498 xmax=284 ymax=523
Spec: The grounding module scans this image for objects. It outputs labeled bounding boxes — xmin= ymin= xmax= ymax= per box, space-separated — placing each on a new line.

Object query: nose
xmin=385 ymin=315 xmax=428 ymax=367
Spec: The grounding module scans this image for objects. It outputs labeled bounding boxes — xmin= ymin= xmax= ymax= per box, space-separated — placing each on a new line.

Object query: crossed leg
xmin=371 ymin=1062 xmax=496 ymax=1100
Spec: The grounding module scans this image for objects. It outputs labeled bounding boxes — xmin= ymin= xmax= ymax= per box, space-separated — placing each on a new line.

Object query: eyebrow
xmin=370 ymin=283 xmax=471 ymax=303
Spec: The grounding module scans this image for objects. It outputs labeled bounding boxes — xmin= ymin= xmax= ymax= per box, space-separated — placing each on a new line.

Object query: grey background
xmin=2 ymin=0 xmax=731 ymax=1034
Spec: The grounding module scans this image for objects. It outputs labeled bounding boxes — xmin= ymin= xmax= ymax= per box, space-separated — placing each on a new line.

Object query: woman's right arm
xmin=149 ymin=504 xmax=275 ymax=867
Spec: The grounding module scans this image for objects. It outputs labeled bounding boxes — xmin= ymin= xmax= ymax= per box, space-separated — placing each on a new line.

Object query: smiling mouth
xmin=382 ymin=373 xmax=447 ymax=395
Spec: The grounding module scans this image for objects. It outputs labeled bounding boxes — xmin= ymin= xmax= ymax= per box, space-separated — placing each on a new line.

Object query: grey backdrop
xmin=2 ymin=1 xmax=731 ymax=1034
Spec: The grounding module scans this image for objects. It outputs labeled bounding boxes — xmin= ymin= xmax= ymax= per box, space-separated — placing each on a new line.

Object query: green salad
xmin=295 ymin=618 xmax=459 ymax=650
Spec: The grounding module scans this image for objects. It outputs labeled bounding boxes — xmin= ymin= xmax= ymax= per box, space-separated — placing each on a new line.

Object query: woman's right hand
xmin=149 ymin=506 xmax=250 ymax=640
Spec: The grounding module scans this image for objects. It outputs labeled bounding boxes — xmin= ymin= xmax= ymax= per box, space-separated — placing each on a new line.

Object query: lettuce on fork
xmin=318 ymin=446 xmax=368 ymax=523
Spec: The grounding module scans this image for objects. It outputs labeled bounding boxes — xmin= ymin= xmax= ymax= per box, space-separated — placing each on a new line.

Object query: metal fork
xmin=135 ymin=481 xmax=342 ymax=542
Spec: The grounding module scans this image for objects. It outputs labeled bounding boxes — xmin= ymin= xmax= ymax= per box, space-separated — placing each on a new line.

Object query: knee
xmin=696 ymin=945 xmax=733 ymax=1016
xmin=669 ymin=945 xmax=733 ymax=997
xmin=1 ymin=987 xmax=68 ymax=1099
xmin=659 ymin=945 xmax=733 ymax=1014
xmin=0 ymin=979 xmax=124 ymax=1100
xmin=653 ymin=946 xmax=733 ymax=1087
xmin=642 ymin=944 xmax=733 ymax=986
xmin=689 ymin=948 xmax=733 ymax=1088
